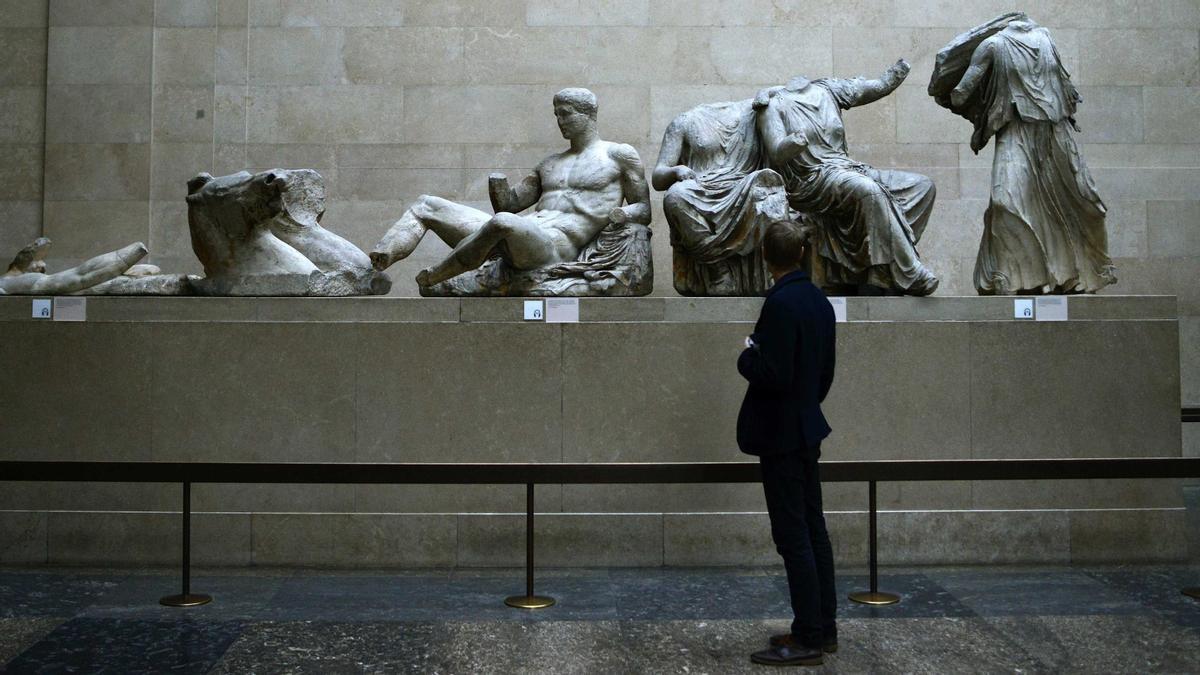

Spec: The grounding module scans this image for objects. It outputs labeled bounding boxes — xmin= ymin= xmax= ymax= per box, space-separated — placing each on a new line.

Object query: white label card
xmin=828 ymin=297 xmax=847 ymax=323
xmin=1013 ymin=298 xmax=1034 ymax=320
xmin=545 ymin=297 xmax=579 ymax=323
xmin=53 ymin=297 xmax=86 ymax=322
xmin=32 ymin=298 xmax=52 ymax=319
xmin=1035 ymin=296 xmax=1068 ymax=322
xmin=523 ymin=299 xmax=544 ymax=321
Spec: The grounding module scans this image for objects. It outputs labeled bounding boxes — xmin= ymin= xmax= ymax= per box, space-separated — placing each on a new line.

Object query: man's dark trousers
xmin=736 ymin=268 xmax=837 ymax=649
xmin=760 ymin=446 xmax=836 ymax=647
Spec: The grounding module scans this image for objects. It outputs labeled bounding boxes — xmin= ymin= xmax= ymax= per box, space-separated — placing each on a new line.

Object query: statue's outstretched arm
xmin=651 ymin=117 xmax=695 ymax=191
xmin=489 ymin=168 xmax=542 ymax=214
xmin=951 ymin=40 xmax=996 ymax=107
xmin=609 ymin=144 xmax=652 ymax=226
xmin=840 ymin=59 xmax=911 ymax=108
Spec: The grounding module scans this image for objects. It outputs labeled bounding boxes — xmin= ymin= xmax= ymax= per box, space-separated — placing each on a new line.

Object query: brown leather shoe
xmin=769 ymin=632 xmax=838 ymax=654
xmin=750 ymin=642 xmax=824 ymax=667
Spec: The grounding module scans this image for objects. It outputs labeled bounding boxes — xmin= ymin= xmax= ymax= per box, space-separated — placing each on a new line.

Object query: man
xmin=738 ymin=221 xmax=837 ymax=667
xmin=756 ymin=60 xmax=939 ymax=296
xmin=370 ymin=88 xmax=652 ymax=288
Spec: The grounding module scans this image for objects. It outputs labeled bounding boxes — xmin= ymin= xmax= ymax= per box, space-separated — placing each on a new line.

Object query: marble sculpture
xmin=0 ymin=237 xmax=150 ymax=295
xmin=371 ymin=88 xmax=654 ymax=296
xmin=654 ymin=98 xmax=791 ymax=295
xmin=757 ymin=59 xmax=940 ymax=296
xmin=186 ymin=169 xmax=391 ymax=296
xmin=930 ymin=13 xmax=1117 ymax=295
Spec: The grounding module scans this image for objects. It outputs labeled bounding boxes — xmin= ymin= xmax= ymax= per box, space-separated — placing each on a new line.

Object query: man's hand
xmin=674 ymin=166 xmax=697 ymax=182
xmin=608 ymin=207 xmax=630 ymax=225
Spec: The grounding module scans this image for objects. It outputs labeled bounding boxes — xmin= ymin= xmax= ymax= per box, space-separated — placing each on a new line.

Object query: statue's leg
xmin=370 ymin=196 xmax=490 ymax=271
xmin=417 ymin=212 xmax=565 ymax=286
xmin=840 ymin=172 xmax=938 ymax=295
xmin=28 ymin=242 xmax=147 ymax=294
xmin=871 ymin=169 xmax=936 ymax=243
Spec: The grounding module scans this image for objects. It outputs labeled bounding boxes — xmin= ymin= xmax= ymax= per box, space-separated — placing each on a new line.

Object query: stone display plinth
xmin=0 ymin=296 xmax=1184 ymax=567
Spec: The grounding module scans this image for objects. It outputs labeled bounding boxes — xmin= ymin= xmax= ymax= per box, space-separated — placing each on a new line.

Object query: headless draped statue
xmin=931 ymin=13 xmax=1117 ymax=295
xmin=371 ymin=88 xmax=654 ymax=296
xmin=654 ymin=98 xmax=790 ymax=296
xmin=757 ymin=60 xmax=940 ymax=296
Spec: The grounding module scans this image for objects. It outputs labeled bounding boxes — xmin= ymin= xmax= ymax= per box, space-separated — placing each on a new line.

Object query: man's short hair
xmin=553 ymin=88 xmax=598 ymax=120
xmin=762 ymin=220 xmax=812 ymax=270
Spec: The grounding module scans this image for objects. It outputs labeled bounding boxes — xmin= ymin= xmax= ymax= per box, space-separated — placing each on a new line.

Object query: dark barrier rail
xmin=3 ymin=457 xmax=1198 ymax=484
xmin=2 ymin=455 xmax=1199 ymax=608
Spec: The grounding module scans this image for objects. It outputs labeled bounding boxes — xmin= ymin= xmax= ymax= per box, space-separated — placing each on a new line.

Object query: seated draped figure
xmin=756 ymin=59 xmax=940 ymax=296
xmin=654 ymin=97 xmax=792 ymax=296
xmin=0 ymin=237 xmax=149 ymax=295
xmin=186 ymin=168 xmax=391 ymax=296
xmin=371 ymin=88 xmax=654 ymax=296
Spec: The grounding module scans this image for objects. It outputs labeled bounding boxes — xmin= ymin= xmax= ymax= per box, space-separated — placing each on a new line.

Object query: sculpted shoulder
xmin=606 ymin=142 xmax=644 ymax=170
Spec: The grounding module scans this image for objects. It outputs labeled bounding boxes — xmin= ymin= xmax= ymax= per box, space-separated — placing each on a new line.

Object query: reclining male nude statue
xmin=0 ymin=237 xmax=148 ymax=295
xmin=756 ymin=59 xmax=940 ymax=296
xmin=371 ymin=88 xmax=654 ymax=296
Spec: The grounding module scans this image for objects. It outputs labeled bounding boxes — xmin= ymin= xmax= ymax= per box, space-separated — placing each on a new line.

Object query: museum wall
xmin=0 ymin=1 xmax=46 ymax=263
xmin=4 ymin=0 xmax=1199 ymax=410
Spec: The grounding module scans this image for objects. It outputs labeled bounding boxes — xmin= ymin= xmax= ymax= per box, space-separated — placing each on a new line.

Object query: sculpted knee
xmin=662 ymin=183 xmax=689 ymax=215
xmin=488 ymin=213 xmax=521 ymax=235
xmin=920 ymin=175 xmax=937 ymax=199
xmin=411 ymin=194 xmax=444 ymax=218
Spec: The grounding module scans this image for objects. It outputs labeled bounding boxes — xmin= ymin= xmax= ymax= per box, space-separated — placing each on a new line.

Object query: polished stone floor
xmin=0 ymin=564 xmax=1197 ymax=673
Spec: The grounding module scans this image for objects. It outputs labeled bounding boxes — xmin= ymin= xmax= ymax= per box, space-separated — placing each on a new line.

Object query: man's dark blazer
xmin=736 ymin=269 xmax=836 ymax=456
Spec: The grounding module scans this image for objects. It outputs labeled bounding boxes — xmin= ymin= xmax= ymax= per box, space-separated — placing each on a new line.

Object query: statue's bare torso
xmin=369 ymin=88 xmax=651 ymax=287
xmin=531 ymin=141 xmax=631 ymax=253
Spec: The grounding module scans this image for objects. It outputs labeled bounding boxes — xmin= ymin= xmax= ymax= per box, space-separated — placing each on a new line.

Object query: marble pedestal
xmin=0 ymin=296 xmax=1185 ymax=567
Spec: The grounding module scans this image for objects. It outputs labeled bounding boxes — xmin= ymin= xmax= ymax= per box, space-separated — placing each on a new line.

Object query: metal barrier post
xmin=504 ymin=482 xmax=555 ymax=609
xmin=849 ymin=480 xmax=900 ymax=606
xmin=160 ymin=481 xmax=211 ymax=607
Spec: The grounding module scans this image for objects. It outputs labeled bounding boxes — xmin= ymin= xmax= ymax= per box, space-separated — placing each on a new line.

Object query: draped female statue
xmin=931 ymin=13 xmax=1117 ymax=295
xmin=654 ymin=99 xmax=790 ymax=296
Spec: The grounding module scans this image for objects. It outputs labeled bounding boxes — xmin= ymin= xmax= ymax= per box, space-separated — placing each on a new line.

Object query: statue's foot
xmin=369 ymin=251 xmax=394 ymax=271
xmin=907 ymin=267 xmax=939 ymax=297
xmin=415 ymin=267 xmax=434 ymax=287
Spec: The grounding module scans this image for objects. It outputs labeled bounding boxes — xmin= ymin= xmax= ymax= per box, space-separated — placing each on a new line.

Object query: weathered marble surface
xmin=0 ymin=238 xmax=148 ymax=295
xmin=758 ymin=60 xmax=940 ymax=296
xmin=654 ymin=98 xmax=789 ymax=296
xmin=931 ymin=14 xmax=1117 ymax=296
xmin=371 ymin=88 xmax=654 ymax=297
xmin=186 ymin=169 xmax=391 ymax=296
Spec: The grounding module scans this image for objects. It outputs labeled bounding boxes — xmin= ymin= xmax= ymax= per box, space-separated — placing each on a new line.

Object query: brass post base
xmin=160 ymin=593 xmax=212 ymax=607
xmin=848 ymin=591 xmax=900 ymax=606
xmin=505 ymin=595 xmax=556 ymax=609
xmin=1183 ymin=587 xmax=1200 ymax=600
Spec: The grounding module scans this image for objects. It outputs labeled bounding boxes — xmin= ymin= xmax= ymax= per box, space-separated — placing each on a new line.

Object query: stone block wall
xmin=0 ymin=295 xmax=1186 ymax=567
xmin=0 ymin=1 xmax=46 ymax=258
xmin=4 ymin=4 xmax=1198 ymax=406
